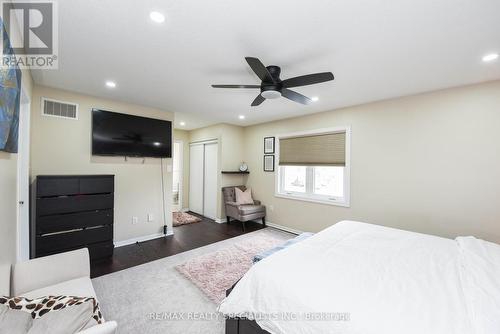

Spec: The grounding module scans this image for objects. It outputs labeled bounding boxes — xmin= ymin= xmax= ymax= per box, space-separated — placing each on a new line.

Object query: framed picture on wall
xmin=0 ymin=22 xmax=22 ymax=153
xmin=263 ymin=155 xmax=275 ymax=172
xmin=264 ymin=137 xmax=275 ymax=154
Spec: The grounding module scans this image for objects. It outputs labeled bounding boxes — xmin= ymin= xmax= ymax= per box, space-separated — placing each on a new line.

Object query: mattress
xmin=218 ymin=221 xmax=500 ymax=334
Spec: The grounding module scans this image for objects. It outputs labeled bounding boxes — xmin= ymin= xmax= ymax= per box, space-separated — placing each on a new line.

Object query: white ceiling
xmin=32 ymin=0 xmax=500 ymax=130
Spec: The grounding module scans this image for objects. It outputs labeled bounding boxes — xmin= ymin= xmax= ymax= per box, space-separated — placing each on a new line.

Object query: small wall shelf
xmin=221 ymin=171 xmax=250 ymax=174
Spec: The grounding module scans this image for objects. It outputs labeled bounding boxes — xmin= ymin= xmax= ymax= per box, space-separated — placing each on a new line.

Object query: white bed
xmin=219 ymin=221 xmax=500 ymax=334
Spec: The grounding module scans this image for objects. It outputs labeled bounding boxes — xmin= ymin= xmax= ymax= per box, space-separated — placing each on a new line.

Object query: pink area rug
xmin=173 ymin=212 xmax=202 ymax=227
xmin=175 ymin=231 xmax=286 ymax=304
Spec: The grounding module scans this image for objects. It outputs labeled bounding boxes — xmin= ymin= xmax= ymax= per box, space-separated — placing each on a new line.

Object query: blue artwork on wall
xmin=0 ymin=18 xmax=22 ymax=153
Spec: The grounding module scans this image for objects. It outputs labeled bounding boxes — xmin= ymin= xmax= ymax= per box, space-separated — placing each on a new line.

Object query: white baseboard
xmin=215 ymin=218 xmax=226 ymax=224
xmin=115 ymin=231 xmax=174 ymax=248
xmin=265 ymin=221 xmax=303 ymax=235
xmin=219 ymin=217 xmax=303 ymax=235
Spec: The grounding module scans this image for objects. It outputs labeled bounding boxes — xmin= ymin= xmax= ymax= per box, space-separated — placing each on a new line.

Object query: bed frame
xmin=225 ymin=283 xmax=271 ymax=334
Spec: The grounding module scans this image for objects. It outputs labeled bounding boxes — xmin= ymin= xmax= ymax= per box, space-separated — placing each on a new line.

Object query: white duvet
xmin=218 ymin=221 xmax=500 ymax=334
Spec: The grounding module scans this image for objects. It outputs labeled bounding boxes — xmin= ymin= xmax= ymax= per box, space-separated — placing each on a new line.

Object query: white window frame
xmin=274 ymin=126 xmax=351 ymax=207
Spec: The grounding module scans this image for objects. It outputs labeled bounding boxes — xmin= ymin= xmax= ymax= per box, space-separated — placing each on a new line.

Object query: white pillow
xmin=0 ymin=295 xmax=103 ymax=334
xmin=235 ymin=187 xmax=254 ymax=205
xmin=29 ymin=302 xmax=95 ymax=334
xmin=0 ymin=304 xmax=33 ymax=334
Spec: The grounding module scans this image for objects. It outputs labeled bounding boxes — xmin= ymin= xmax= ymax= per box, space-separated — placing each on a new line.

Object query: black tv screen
xmin=92 ymin=109 xmax=172 ymax=158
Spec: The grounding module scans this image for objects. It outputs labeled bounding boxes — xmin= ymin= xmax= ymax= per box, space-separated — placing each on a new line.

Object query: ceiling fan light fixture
xmin=211 ymin=56 xmax=334 ymax=106
xmin=261 ymin=90 xmax=281 ymax=99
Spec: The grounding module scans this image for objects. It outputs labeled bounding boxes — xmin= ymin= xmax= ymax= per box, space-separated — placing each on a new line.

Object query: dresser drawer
xmin=37 ymin=194 xmax=114 ymax=216
xmin=79 ymin=176 xmax=114 ymax=195
xmin=37 ymin=177 xmax=80 ymax=197
xmin=37 ymin=209 xmax=113 ymax=235
xmin=33 ymin=175 xmax=115 ymax=261
xmin=36 ymin=225 xmax=113 ymax=254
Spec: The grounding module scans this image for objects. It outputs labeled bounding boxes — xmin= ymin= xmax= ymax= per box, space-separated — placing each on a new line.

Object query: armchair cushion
xmin=237 ymin=204 xmax=265 ymax=216
xmin=222 ymin=186 xmax=246 ymax=204
xmin=223 ymin=186 xmax=266 ymax=224
xmin=235 ymin=187 xmax=254 ymax=205
xmin=222 ymin=186 xmax=261 ymax=206
xmin=12 ymin=249 xmax=90 ymax=296
xmin=21 ymin=278 xmax=97 ymax=301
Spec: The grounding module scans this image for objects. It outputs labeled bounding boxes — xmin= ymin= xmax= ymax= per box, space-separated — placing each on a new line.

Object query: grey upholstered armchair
xmin=222 ymin=186 xmax=266 ymax=232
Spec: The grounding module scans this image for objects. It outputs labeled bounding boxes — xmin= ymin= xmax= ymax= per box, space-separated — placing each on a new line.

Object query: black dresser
xmin=31 ymin=175 xmax=115 ymax=261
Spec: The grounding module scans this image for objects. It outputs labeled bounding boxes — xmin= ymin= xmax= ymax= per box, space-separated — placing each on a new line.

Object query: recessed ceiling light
xmin=311 ymin=96 xmax=319 ymax=102
xmin=482 ymin=53 xmax=499 ymax=63
xmin=105 ymin=81 xmax=116 ymax=88
xmin=179 ymin=121 xmax=186 ymax=126
xmin=238 ymin=115 xmax=245 ymax=120
xmin=150 ymin=11 xmax=165 ymax=23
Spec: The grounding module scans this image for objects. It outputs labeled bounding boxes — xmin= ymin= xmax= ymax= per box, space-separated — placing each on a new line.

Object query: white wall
xmin=0 ymin=152 xmax=20 ymax=264
xmin=30 ymin=85 xmax=174 ymax=243
xmin=0 ymin=8 xmax=34 ymax=266
xmin=244 ymin=80 xmax=500 ymax=243
xmin=189 ymin=123 xmax=247 ymax=219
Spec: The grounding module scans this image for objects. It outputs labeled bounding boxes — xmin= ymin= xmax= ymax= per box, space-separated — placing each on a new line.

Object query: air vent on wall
xmin=42 ymin=97 xmax=79 ymax=120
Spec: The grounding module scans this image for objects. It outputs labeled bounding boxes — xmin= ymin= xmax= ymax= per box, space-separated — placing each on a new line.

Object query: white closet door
xmin=203 ymin=143 xmax=218 ymax=220
xmin=189 ymin=144 xmax=204 ymax=215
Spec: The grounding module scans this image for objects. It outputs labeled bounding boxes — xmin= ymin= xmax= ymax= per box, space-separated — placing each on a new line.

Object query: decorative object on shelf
xmin=264 ymin=137 xmax=275 ymax=154
xmin=264 ymin=155 xmax=275 ymax=172
xmin=239 ymin=162 xmax=249 ymax=172
xmin=221 ymin=171 xmax=250 ymax=174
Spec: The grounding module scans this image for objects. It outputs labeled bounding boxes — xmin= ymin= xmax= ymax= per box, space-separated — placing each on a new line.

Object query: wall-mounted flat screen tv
xmin=92 ymin=109 xmax=172 ymax=158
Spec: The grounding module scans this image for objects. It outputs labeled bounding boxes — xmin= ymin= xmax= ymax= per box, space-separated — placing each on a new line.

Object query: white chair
xmin=1 ymin=249 xmax=117 ymax=334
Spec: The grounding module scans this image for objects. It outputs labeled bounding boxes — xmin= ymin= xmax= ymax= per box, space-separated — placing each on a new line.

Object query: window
xmin=282 ymin=166 xmax=306 ymax=193
xmin=275 ymin=127 xmax=350 ymax=207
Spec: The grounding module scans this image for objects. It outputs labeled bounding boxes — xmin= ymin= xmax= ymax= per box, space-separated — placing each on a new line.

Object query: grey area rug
xmin=92 ymin=228 xmax=292 ymax=334
xmin=176 ymin=231 xmax=286 ymax=304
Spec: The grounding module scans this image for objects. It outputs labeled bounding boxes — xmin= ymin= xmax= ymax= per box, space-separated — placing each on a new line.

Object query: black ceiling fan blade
xmin=251 ymin=94 xmax=265 ymax=106
xmin=245 ymin=57 xmax=276 ymax=83
xmin=211 ymin=84 xmax=260 ymax=88
xmin=282 ymin=72 xmax=334 ymax=88
xmin=281 ymin=88 xmax=312 ymax=105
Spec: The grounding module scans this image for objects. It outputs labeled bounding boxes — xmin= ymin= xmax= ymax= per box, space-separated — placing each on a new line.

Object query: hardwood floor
xmin=90 ymin=213 xmax=265 ymax=278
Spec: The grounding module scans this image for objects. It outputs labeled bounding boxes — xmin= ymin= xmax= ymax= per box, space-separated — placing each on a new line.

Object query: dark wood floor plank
xmin=90 ymin=214 xmax=264 ymax=278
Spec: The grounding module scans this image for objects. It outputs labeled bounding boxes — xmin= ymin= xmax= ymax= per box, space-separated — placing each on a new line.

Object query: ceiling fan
xmin=212 ymin=57 xmax=334 ymax=106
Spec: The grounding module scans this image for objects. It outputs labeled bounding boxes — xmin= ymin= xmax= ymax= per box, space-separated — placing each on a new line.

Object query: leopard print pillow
xmin=0 ymin=295 xmax=103 ymax=324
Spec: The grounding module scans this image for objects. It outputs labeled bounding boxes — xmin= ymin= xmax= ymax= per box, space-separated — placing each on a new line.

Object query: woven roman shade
xmin=279 ymin=132 xmax=346 ymax=166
